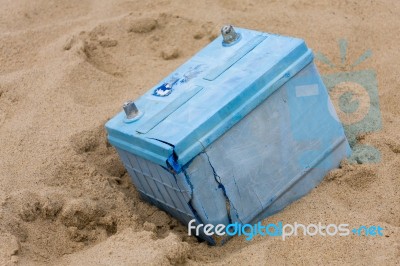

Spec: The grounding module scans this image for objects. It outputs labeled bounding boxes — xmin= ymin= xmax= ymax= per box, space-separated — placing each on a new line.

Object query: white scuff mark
xmin=295 ymin=84 xmax=319 ymax=97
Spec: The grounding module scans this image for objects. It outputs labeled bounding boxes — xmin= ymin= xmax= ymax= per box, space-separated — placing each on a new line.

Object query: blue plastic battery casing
xmin=105 ymin=28 xmax=351 ymax=244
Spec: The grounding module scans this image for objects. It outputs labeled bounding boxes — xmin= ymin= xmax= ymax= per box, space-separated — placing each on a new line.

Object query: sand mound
xmin=59 ymin=230 xmax=190 ymax=266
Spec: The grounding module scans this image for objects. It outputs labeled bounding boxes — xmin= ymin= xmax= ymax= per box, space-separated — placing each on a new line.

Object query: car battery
xmin=105 ymin=26 xmax=351 ymax=244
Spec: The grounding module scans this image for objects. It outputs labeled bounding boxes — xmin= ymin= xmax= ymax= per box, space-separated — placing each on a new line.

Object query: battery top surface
xmin=106 ymin=27 xmax=313 ymax=169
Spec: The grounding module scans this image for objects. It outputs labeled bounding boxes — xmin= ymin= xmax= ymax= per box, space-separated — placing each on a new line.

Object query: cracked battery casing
xmin=105 ymin=27 xmax=351 ymax=244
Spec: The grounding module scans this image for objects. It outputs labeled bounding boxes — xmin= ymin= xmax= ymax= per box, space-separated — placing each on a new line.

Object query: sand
xmin=0 ymin=0 xmax=399 ymax=265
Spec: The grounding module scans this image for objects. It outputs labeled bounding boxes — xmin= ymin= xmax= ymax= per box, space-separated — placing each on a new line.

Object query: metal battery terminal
xmin=221 ymin=25 xmax=241 ymax=46
xmin=123 ymin=100 xmax=143 ymax=123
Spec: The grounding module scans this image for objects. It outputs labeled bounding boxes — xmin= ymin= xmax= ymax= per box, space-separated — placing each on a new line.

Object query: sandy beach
xmin=0 ymin=0 xmax=399 ymax=265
